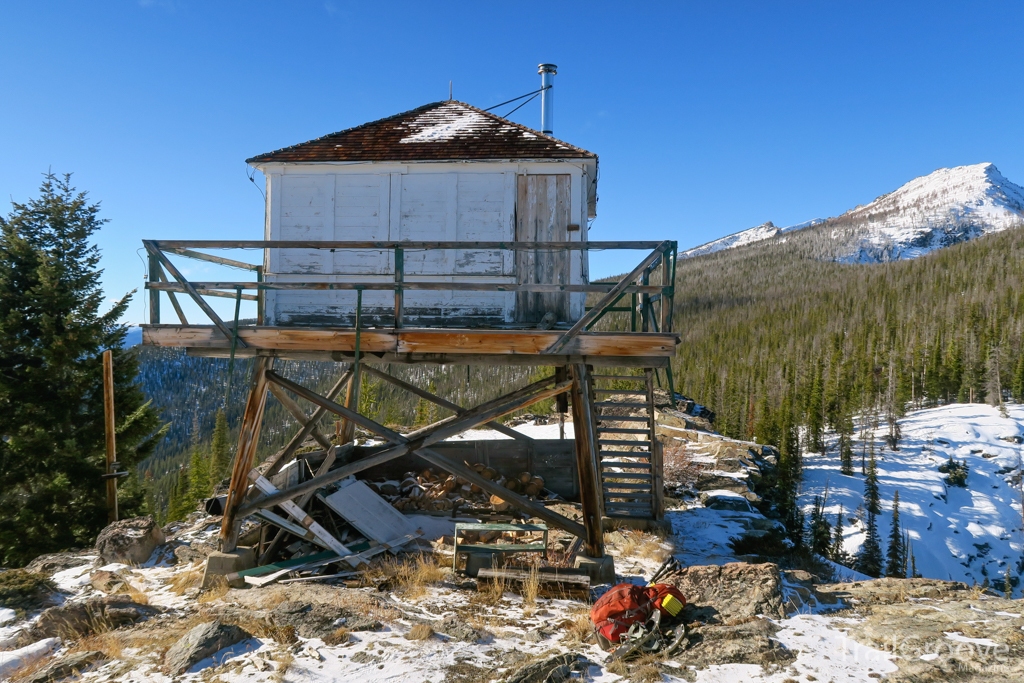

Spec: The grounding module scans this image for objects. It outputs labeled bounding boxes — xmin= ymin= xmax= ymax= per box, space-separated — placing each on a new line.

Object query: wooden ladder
xmin=590 ymin=369 xmax=663 ymax=521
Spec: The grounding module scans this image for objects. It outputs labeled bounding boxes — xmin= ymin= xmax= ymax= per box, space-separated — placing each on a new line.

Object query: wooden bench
xmin=453 ymin=522 xmax=548 ymax=573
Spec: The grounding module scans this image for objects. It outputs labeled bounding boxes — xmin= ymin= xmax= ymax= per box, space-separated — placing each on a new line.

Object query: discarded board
xmin=320 ymin=478 xmax=419 ymax=552
xmin=476 ymin=567 xmax=591 ymax=595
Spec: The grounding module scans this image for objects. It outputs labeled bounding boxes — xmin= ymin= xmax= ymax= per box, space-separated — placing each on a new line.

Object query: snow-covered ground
xmin=800 ymin=403 xmax=1024 ymax=591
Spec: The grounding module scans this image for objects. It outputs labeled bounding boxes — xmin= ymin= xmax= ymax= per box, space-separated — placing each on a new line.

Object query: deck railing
xmin=142 ymin=239 xmax=677 ymax=354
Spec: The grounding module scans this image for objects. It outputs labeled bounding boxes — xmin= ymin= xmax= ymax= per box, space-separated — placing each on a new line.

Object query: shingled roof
xmin=246 ymin=100 xmax=596 ymax=164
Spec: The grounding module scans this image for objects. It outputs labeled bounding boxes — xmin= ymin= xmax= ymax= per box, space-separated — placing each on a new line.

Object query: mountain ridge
xmin=683 ymin=162 xmax=1024 ymax=262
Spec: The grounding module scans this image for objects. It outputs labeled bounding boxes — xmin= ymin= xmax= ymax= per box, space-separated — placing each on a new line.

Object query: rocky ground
xmin=1 ymin=424 xmax=1022 ymax=682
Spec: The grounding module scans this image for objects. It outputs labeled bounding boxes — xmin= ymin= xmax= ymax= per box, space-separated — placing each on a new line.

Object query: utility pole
xmin=102 ymin=350 xmax=122 ymax=522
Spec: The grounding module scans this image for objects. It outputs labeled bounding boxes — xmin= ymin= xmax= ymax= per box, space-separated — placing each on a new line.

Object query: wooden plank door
xmin=516 ymin=174 xmax=571 ymax=323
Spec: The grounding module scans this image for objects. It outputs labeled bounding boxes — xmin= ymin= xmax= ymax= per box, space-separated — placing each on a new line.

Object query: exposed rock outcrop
xmin=95 ymin=516 xmax=165 ymax=566
xmin=164 ymin=620 xmax=250 ymax=675
xmin=24 ymin=594 xmax=161 ymax=641
xmin=670 ymin=562 xmax=785 ymax=621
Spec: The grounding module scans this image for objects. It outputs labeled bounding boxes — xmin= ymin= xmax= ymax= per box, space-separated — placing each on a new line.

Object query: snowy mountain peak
xmin=681 ymin=221 xmax=781 ymax=258
xmin=681 ymin=163 xmax=1024 ymax=262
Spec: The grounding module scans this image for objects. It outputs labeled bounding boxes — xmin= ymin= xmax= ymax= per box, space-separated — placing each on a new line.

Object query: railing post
xmin=256 ymin=265 xmax=264 ymax=326
xmin=148 ymin=253 xmax=160 ymax=324
xmin=339 ymin=288 xmax=363 ymax=445
xmin=641 ymin=268 xmax=650 ymax=333
xmin=394 ymin=247 xmax=403 ymax=329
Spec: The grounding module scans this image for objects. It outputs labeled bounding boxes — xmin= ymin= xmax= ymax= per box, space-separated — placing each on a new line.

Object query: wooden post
xmin=570 ymin=363 xmax=605 ymax=557
xmin=339 ymin=289 xmax=363 ymax=444
xmin=102 ymin=350 xmax=118 ymax=523
xmin=646 ymin=368 xmax=664 ymax=520
xmin=219 ymin=355 xmax=274 ymax=552
xmin=394 ymin=247 xmax=403 ymax=329
xmin=147 ymin=254 xmax=160 ymax=324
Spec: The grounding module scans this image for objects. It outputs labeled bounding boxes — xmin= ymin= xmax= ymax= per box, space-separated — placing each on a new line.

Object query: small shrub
xmin=728 ymin=529 xmax=791 ymax=557
xmin=0 ymin=570 xmax=56 ymax=615
xmin=323 ymin=627 xmax=350 ymax=645
xmin=405 ymin=623 xmax=434 ymax=641
xmin=939 ymin=457 xmax=969 ymax=487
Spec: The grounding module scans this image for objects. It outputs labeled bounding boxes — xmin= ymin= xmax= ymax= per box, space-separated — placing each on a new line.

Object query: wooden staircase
xmin=590 ymin=369 xmax=663 ymax=522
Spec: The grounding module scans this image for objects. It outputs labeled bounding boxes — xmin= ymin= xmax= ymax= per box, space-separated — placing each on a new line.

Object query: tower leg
xmin=219 ymin=356 xmax=274 ymax=552
xmin=570 ymin=363 xmax=605 ymax=558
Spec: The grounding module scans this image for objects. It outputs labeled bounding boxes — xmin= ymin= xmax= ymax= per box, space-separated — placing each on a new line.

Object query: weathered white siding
xmin=263 ymin=162 xmax=588 ymax=327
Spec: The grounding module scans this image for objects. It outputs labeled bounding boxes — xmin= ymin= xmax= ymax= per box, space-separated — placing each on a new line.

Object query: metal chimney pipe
xmin=538 ymin=63 xmax=556 ymax=135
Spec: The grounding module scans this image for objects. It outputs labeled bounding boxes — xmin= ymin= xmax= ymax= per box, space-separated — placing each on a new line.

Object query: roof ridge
xmin=245 ymin=100 xmax=595 ymax=164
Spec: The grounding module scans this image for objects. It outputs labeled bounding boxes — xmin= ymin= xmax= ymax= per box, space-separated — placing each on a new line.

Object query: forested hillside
xmin=669 ymin=224 xmax=1024 ymax=453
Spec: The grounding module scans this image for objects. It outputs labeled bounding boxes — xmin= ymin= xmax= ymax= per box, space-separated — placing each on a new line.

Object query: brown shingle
xmin=246 ymin=100 xmax=596 ymax=164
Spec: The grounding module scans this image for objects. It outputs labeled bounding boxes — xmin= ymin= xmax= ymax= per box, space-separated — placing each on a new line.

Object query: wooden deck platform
xmin=142 ymin=325 xmax=679 ymax=366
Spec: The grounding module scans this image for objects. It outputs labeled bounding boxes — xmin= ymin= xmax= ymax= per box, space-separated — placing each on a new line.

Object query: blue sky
xmin=3 ymin=1 xmax=1023 ymax=324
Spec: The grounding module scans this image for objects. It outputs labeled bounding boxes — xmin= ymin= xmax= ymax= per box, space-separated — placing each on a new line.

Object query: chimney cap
xmin=538 ymin=63 xmax=558 ymax=74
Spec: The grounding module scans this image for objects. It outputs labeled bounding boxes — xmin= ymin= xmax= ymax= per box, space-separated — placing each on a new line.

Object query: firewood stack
xmin=366 ymin=465 xmax=547 ymax=514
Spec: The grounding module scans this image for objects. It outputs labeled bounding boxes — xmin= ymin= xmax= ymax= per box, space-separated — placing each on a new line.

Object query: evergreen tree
xmin=1012 ymin=352 xmax=1024 ymax=403
xmin=864 ymin=453 xmax=881 ymax=515
xmin=855 ymin=511 xmax=885 ymax=577
xmin=830 ymin=505 xmax=849 ymax=565
xmin=807 ymin=494 xmax=832 ymax=556
xmin=0 ymin=174 xmax=163 ymax=566
xmin=186 ymin=443 xmax=210 ymax=506
xmin=166 ymin=467 xmax=193 ymax=522
xmin=209 ymin=408 xmax=231 ymax=485
xmin=885 ymin=490 xmax=906 ymax=577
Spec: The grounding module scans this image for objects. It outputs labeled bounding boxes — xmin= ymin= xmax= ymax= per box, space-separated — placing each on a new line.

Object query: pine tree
xmin=0 ymin=173 xmax=164 ymax=566
xmin=1012 ymin=352 xmax=1024 ymax=403
xmin=830 ymin=506 xmax=849 ymax=565
xmin=885 ymin=490 xmax=906 ymax=577
xmin=855 ymin=511 xmax=885 ymax=577
xmin=209 ymin=408 xmax=231 ymax=485
xmin=807 ymin=495 xmax=832 ymax=556
xmin=864 ymin=453 xmax=881 ymax=515
xmin=166 ymin=467 xmax=193 ymax=522
xmin=186 ymin=443 xmax=210 ymax=506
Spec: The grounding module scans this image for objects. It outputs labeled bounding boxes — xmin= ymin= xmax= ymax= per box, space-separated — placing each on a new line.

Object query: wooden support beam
xmin=544 ymin=243 xmax=670 ymax=355
xmin=647 ymin=369 xmax=664 ymax=520
xmin=148 ymin=280 xmax=666 ymax=295
xmin=361 ymin=365 xmax=532 ymax=443
xmin=151 ymin=240 xmax=667 ymax=250
xmin=142 ymin=325 xmax=679 ymax=358
xmin=147 ymin=254 xmax=161 ymax=325
xmin=152 ymin=265 xmax=188 ymax=325
xmin=261 ymin=366 xmax=352 ymax=479
xmin=219 ymin=356 xmax=273 ymax=551
xmin=143 ymin=240 xmax=246 ymax=347
xmin=339 ymin=290 xmax=363 ymax=445
xmin=165 ymin=247 xmax=261 ymax=271
xmin=238 ymin=373 xmax=570 ymax=516
xmin=267 ymin=382 xmax=333 ymax=451
xmin=570 ymin=363 xmax=605 ymax=557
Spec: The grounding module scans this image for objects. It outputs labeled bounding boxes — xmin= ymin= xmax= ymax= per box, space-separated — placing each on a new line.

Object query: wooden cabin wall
xmin=261 ymin=162 xmax=589 ymax=328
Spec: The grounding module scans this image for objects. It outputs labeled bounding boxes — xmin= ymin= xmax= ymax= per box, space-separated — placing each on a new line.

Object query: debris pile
xmin=366 ymin=466 xmax=555 ymax=515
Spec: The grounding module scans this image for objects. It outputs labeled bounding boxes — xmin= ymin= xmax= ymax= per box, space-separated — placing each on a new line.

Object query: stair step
xmin=591 ymin=374 xmax=646 ymax=381
xmin=594 ymin=401 xmax=650 ymax=408
xmin=600 ymin=461 xmax=652 ymax=470
xmin=603 ymin=491 xmax=653 ymax=500
xmin=604 ymin=502 xmax=655 ymax=511
xmin=598 ymin=439 xmax=651 ymax=447
xmin=596 ymin=415 xmax=651 ymax=423
xmin=602 ymin=473 xmax=653 ymax=482
xmin=594 ymin=389 xmax=647 ymax=395
xmin=596 ymin=427 xmax=650 ymax=435
xmin=600 ymin=482 xmax=652 ymax=490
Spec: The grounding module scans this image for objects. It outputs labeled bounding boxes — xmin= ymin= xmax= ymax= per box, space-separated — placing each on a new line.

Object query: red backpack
xmin=591 ymin=583 xmax=687 ymax=649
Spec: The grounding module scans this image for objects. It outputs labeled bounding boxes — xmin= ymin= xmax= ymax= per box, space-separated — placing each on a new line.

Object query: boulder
xmin=683 ymin=617 xmax=793 ymax=668
xmin=699 ymin=491 xmax=753 ymax=512
xmin=24 ymin=552 xmax=94 ymax=577
xmin=25 ymin=594 xmax=161 ymax=641
xmin=164 ymin=620 xmax=250 ymax=675
xmin=670 ymin=562 xmax=785 ymax=621
xmin=23 ymin=650 xmax=105 ymax=683
xmin=90 ymin=569 xmax=128 ymax=594
xmin=505 ymin=653 xmax=590 ymax=683
xmin=95 ymin=516 xmax=165 ymax=566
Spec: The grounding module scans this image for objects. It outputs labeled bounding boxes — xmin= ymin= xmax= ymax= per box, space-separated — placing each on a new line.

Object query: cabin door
xmin=516 ymin=174 xmax=571 ymax=323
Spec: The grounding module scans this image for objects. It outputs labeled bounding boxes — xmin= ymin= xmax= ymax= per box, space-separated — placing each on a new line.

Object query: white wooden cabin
xmin=246 ymin=101 xmax=598 ymax=328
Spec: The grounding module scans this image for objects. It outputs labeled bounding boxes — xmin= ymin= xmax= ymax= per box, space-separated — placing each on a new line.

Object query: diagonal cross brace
xmin=239 ymin=372 xmax=584 ymax=538
xmin=543 ymin=241 xmax=670 ymax=355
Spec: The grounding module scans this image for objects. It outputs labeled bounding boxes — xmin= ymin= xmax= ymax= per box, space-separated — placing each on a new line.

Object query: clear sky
xmin=3 ymin=1 xmax=1023 ymax=324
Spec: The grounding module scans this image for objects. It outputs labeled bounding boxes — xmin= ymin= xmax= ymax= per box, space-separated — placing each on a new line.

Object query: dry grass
xmin=522 ymin=564 xmax=540 ymax=615
xmin=168 ymin=563 xmax=204 ymax=595
xmin=125 ymin=586 xmax=149 ymax=605
xmin=560 ymin=606 xmax=595 ymax=647
xmin=473 ymin=570 xmax=508 ymax=606
xmin=272 ymin=649 xmax=293 ymax=683
xmin=197 ymin=575 xmax=230 ymax=603
xmin=606 ymin=654 xmax=663 ymax=682
xmin=405 ymin=623 xmax=434 ymax=641
xmin=613 ymin=529 xmax=669 ymax=562
xmin=371 ymin=553 xmax=446 ymax=600
xmin=73 ymin=631 xmax=125 ymax=660
xmin=323 ymin=627 xmax=350 ymax=645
